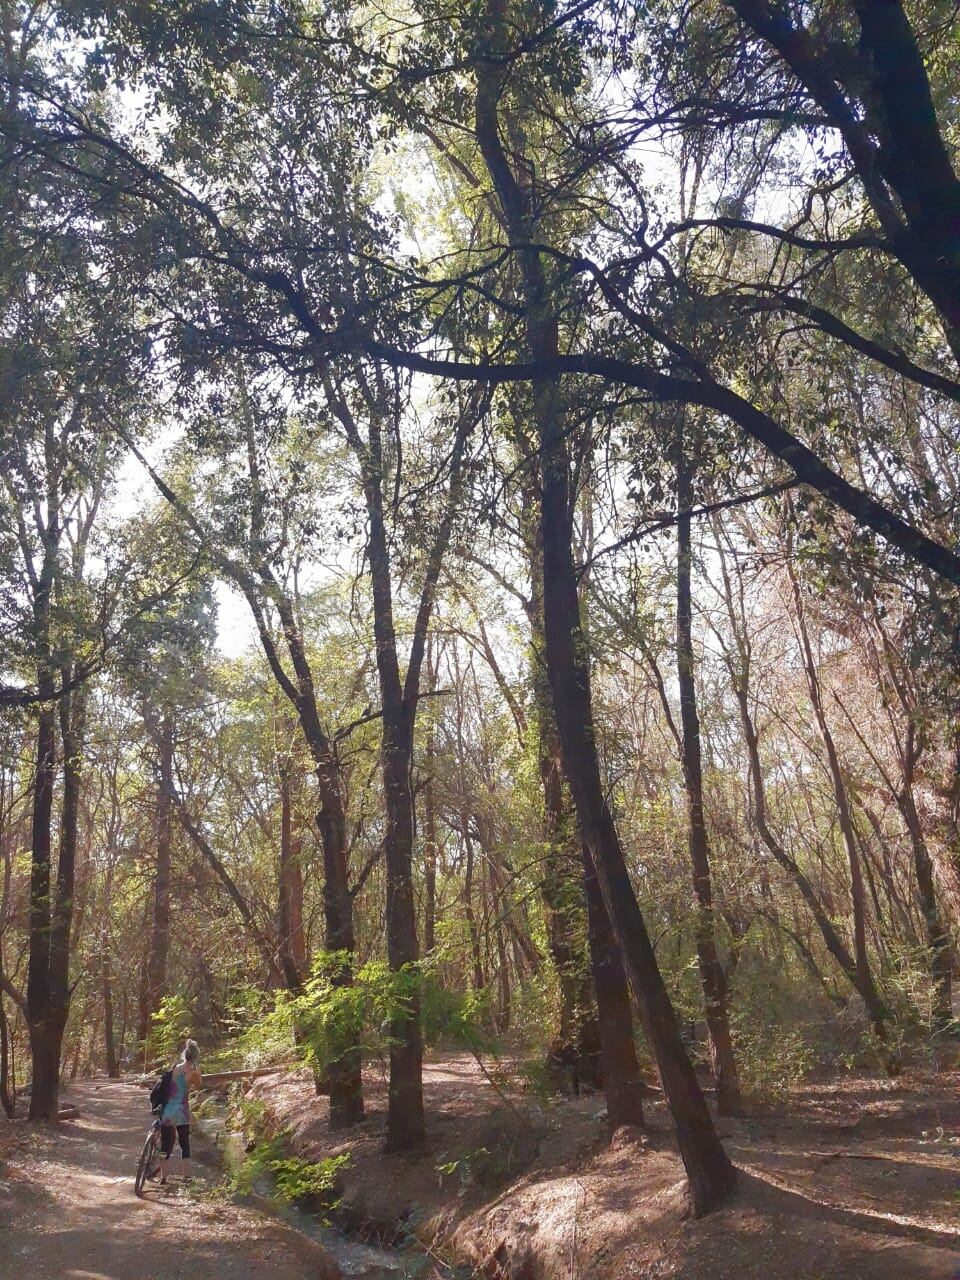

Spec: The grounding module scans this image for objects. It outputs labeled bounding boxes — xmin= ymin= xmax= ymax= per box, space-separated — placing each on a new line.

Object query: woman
xmin=160 ymin=1038 xmax=201 ymax=1184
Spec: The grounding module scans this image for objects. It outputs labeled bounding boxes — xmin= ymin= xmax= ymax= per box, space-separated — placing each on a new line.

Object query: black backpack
xmin=149 ymin=1068 xmax=173 ymax=1113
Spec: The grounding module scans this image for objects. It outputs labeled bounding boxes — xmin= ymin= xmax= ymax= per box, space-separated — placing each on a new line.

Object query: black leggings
xmin=160 ymin=1123 xmax=190 ymax=1159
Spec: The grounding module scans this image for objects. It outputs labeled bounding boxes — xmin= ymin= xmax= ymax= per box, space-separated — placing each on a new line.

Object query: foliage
xmin=226 ymin=1094 xmax=350 ymax=1208
xmin=2 ymin=0 xmax=960 ymax=1179
xmin=148 ymin=994 xmax=196 ymax=1064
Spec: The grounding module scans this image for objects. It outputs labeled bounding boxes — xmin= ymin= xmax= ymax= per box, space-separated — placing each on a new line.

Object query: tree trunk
xmin=423 ymin=725 xmax=439 ymax=957
xmin=319 ymin=368 xmax=473 ymax=1152
xmin=582 ymin=848 xmax=646 ymax=1131
xmin=315 ymin=770 xmax=365 ymax=1128
xmin=142 ymin=711 xmax=174 ymax=1050
xmin=537 ymin=676 xmax=599 ymax=1091
xmin=0 ymin=995 xmax=14 ymax=1117
xmin=474 ymin=12 xmax=735 ymax=1212
xmin=788 ymin=557 xmax=887 ymax=1039
xmin=26 ymin=693 xmax=59 ymax=1119
xmin=278 ymin=757 xmax=308 ymax=991
xmin=28 ymin=1018 xmax=65 ymax=1121
xmin=463 ymin=821 xmax=485 ymax=992
xmin=714 ymin=529 xmax=884 ymax=1017
xmin=538 ymin=433 xmax=735 ymax=1211
xmin=451 ymin=666 xmax=486 ymax=993
xmin=675 ymin=446 xmax=741 ymax=1116
xmin=103 ymin=962 xmax=118 ymax=1078
xmin=27 ymin=674 xmax=85 ymax=1120
xmin=901 ymin=723 xmax=953 ymax=1030
xmin=487 ymin=853 xmax=512 ymax=1033
xmin=381 ymin=709 xmax=426 ymax=1152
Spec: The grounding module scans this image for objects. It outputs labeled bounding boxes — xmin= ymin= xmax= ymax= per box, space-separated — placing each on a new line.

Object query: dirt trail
xmin=0 ymin=1079 xmax=339 ymax=1280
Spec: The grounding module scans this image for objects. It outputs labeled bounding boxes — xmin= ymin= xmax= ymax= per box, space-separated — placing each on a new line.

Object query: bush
xmin=727 ymin=947 xmax=827 ymax=1102
xmin=224 ymin=1088 xmax=350 ymax=1212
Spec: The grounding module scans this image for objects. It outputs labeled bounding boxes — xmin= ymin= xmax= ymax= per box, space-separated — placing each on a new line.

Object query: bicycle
xmin=134 ymin=1110 xmax=164 ymax=1196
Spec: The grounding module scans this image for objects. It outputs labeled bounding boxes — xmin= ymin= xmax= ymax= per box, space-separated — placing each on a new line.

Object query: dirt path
xmin=0 ymin=1080 xmax=340 ymax=1280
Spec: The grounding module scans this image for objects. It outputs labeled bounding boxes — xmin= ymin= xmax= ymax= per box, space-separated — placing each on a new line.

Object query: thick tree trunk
xmin=538 ymin=687 xmax=599 ymax=1091
xmin=26 ymin=695 xmax=58 ymax=1118
xmin=675 ymin=449 xmax=741 ymax=1116
xmin=31 ymin=683 xmax=86 ymax=1118
xmin=28 ymin=1018 xmax=65 ymax=1121
xmin=582 ymin=849 xmax=646 ymax=1131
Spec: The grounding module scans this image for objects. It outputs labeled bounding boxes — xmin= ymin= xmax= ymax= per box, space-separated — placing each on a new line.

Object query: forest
xmin=2 ymin=0 xmax=960 ymax=1275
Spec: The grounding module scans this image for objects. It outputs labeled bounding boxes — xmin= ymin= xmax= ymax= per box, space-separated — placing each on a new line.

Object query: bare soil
xmin=250 ymin=1056 xmax=960 ymax=1279
xmin=0 ymin=1079 xmax=340 ymax=1280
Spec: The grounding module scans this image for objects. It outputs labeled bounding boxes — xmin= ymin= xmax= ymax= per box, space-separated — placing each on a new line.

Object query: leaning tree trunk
xmin=538 ymin=435 xmax=736 ymax=1212
xmin=475 ymin=10 xmax=735 ymax=1213
xmin=582 ymin=848 xmax=647 ymax=1131
xmin=675 ymin=447 xmax=742 ymax=1116
xmin=715 ymin=526 xmax=888 ymax=1019
xmin=528 ymin=476 xmax=644 ymax=1116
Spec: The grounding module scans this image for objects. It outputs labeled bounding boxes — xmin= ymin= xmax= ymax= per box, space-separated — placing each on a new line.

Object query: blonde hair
xmin=181 ymin=1038 xmax=201 ymax=1064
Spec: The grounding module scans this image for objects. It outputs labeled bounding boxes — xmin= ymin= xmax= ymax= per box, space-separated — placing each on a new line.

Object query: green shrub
xmin=148 ymin=993 xmax=194 ymax=1063
xmin=232 ymin=950 xmax=501 ymax=1081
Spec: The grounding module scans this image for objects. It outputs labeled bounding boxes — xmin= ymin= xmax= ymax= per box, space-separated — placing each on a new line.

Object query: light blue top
xmin=161 ymin=1063 xmax=191 ymax=1127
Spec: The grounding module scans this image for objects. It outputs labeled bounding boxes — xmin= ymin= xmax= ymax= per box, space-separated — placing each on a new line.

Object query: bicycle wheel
xmin=134 ymin=1126 xmax=160 ymax=1197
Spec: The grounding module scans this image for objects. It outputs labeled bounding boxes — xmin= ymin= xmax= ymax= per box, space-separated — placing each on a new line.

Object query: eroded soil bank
xmin=248 ymin=1054 xmax=960 ymax=1279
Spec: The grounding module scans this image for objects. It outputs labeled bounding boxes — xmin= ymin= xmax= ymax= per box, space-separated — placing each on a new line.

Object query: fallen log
xmin=135 ymin=1064 xmax=299 ymax=1089
xmin=58 ymin=1105 xmax=80 ymax=1121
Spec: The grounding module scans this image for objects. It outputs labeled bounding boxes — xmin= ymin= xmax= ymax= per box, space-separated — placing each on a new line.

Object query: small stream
xmin=196 ymin=1115 xmax=453 ymax=1280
